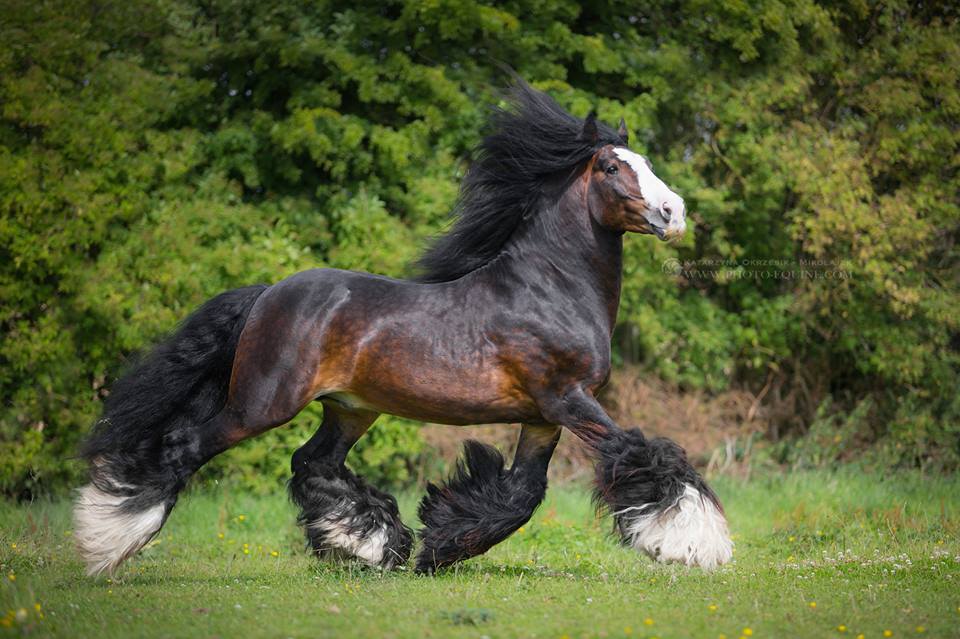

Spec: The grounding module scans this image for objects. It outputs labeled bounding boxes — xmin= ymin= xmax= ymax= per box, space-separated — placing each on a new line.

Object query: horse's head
xmin=584 ymin=117 xmax=686 ymax=240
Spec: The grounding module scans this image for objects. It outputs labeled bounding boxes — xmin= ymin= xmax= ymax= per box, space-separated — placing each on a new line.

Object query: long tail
xmin=74 ymin=284 xmax=267 ymax=576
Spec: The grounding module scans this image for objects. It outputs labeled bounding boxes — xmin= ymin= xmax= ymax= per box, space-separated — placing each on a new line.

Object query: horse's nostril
xmin=660 ymin=203 xmax=673 ymax=220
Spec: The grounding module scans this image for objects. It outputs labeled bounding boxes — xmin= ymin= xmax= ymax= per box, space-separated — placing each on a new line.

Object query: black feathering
xmin=593 ymin=429 xmax=722 ymax=534
xmin=415 ymin=440 xmax=548 ymax=573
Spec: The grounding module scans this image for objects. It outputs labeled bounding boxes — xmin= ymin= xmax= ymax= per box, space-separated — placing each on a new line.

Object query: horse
xmin=74 ymin=79 xmax=733 ymax=576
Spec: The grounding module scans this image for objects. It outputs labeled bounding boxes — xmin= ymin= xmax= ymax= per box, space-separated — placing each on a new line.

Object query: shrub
xmin=1 ymin=0 xmax=957 ymax=496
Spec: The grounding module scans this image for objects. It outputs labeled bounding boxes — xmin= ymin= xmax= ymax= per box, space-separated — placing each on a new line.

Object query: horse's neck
xmin=498 ymin=186 xmax=624 ymax=334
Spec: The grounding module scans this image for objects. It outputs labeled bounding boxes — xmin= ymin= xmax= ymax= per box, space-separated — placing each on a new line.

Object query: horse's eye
xmin=605 ymin=164 xmax=619 ymax=176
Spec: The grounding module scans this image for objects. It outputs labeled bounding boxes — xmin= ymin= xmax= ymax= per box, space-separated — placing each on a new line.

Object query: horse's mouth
xmin=651 ymin=221 xmax=686 ymax=242
xmin=630 ymin=201 xmax=686 ymax=241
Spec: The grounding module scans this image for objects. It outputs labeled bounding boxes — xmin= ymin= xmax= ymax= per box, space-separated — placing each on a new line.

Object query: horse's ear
xmin=582 ymin=111 xmax=599 ymax=144
xmin=618 ymin=118 xmax=629 ymax=145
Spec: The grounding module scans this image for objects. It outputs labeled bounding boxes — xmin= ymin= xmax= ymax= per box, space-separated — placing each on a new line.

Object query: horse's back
xmin=230 ymin=267 xmax=541 ymax=425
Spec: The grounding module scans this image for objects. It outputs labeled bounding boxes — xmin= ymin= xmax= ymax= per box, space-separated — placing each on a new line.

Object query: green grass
xmin=2 ymin=470 xmax=959 ymax=638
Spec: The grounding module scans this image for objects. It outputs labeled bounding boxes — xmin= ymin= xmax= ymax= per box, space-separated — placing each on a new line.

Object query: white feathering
xmin=308 ymin=510 xmax=390 ymax=566
xmin=73 ymin=482 xmax=166 ymax=576
xmin=617 ymin=484 xmax=733 ymax=569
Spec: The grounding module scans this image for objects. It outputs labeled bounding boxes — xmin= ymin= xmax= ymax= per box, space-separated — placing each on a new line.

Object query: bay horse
xmin=75 ymin=80 xmax=733 ymax=576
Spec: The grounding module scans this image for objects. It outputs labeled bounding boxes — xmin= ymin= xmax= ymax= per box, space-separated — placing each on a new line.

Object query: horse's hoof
xmin=292 ymin=463 xmax=413 ymax=569
xmin=615 ymin=483 xmax=733 ymax=569
xmin=595 ymin=429 xmax=733 ymax=569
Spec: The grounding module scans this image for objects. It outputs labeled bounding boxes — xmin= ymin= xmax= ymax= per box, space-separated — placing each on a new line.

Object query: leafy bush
xmin=1 ymin=0 xmax=958 ymax=496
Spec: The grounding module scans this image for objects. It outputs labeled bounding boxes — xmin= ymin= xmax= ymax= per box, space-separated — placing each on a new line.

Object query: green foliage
xmin=1 ymin=0 xmax=958 ymax=496
xmin=195 ymin=409 xmax=427 ymax=494
xmin=770 ymin=397 xmax=874 ymax=469
xmin=348 ymin=415 xmax=427 ymax=487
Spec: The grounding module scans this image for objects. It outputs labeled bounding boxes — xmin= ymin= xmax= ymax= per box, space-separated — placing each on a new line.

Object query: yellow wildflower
xmin=271 ymin=550 xmax=279 ymax=557
xmin=709 ymin=604 xmax=718 ymax=612
xmin=644 ymin=618 xmax=654 ymax=626
xmin=884 ymin=631 xmax=893 ymax=637
xmin=743 ymin=628 xmax=753 ymax=636
xmin=809 ymin=602 xmax=817 ymax=609
xmin=915 ymin=627 xmax=925 ymax=634
xmin=7 ymin=573 xmax=14 ymax=582
xmin=838 ymin=626 xmax=847 ymax=633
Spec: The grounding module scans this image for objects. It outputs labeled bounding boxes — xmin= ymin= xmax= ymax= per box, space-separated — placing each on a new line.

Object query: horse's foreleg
xmin=415 ymin=424 xmax=560 ymax=573
xmin=289 ymin=402 xmax=413 ymax=569
xmin=544 ymin=388 xmax=733 ymax=569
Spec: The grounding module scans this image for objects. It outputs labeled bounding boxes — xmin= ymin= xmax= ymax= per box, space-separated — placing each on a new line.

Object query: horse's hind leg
xmin=76 ymin=310 xmax=320 ymax=576
xmin=289 ymin=401 xmax=413 ymax=569
xmin=415 ymin=424 xmax=560 ymax=573
xmin=75 ymin=404 xmax=298 ymax=576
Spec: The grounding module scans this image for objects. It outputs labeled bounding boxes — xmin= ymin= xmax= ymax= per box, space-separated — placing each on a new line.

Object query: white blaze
xmin=613 ymin=147 xmax=686 ymax=236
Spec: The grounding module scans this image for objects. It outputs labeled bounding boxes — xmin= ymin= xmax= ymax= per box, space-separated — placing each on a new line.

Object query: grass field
xmin=1 ymin=469 xmax=959 ymax=638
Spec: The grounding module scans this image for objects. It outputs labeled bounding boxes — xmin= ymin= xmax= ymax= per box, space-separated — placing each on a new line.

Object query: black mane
xmin=414 ymin=80 xmax=623 ymax=283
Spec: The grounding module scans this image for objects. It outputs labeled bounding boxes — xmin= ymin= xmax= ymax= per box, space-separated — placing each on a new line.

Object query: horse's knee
xmin=290 ymin=445 xmax=312 ymax=473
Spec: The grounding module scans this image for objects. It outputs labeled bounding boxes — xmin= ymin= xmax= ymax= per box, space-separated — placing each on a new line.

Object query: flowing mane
xmin=414 ymin=80 xmax=624 ymax=283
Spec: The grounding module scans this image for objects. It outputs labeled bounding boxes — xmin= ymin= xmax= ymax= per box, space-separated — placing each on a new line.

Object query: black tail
xmin=82 ymin=284 xmax=267 ymax=464
xmin=75 ymin=284 xmax=266 ymax=575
